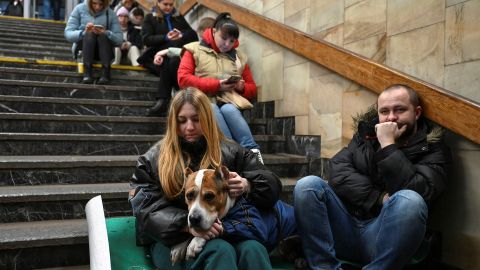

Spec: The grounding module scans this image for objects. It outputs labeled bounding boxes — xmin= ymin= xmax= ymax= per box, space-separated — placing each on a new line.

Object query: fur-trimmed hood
xmin=352 ymin=105 xmax=445 ymax=143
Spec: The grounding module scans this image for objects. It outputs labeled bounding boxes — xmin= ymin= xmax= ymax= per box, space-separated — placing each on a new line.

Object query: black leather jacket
xmin=130 ymin=138 xmax=282 ymax=246
xmin=329 ymin=115 xmax=451 ymax=220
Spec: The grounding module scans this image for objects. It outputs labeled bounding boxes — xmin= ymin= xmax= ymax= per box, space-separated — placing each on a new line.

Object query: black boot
xmin=97 ymin=65 xmax=111 ymax=85
xmin=146 ymin=99 xmax=169 ymax=116
xmin=82 ymin=64 xmax=94 ymax=84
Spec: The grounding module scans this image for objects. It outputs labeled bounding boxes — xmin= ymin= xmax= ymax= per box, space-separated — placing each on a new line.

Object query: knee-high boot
xmin=82 ymin=64 xmax=94 ymax=84
xmin=97 ymin=65 xmax=111 ymax=85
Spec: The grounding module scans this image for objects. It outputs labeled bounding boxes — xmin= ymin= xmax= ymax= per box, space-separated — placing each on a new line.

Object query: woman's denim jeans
xmin=294 ymin=176 xmax=427 ymax=270
xmin=212 ymin=103 xmax=259 ymax=149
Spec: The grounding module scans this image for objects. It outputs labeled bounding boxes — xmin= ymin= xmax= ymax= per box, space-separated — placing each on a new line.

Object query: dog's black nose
xmin=189 ymin=214 xmax=201 ymax=226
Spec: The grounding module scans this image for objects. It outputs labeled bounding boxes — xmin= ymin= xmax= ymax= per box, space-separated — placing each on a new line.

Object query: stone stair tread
xmin=0 ymin=153 xmax=306 ymax=168
xmin=0 ymin=132 xmax=285 ymax=142
xmin=0 ymin=95 xmax=155 ymax=106
xmin=0 ymin=182 xmax=130 ymax=203
xmin=35 ymin=266 xmax=90 ymax=270
xmin=0 ymin=66 xmax=159 ymax=82
xmin=0 ymin=112 xmax=165 ymax=122
xmin=0 ymin=78 xmax=157 ymax=92
xmin=0 ymin=178 xmax=298 ymax=203
xmin=0 ymin=219 xmax=88 ymax=250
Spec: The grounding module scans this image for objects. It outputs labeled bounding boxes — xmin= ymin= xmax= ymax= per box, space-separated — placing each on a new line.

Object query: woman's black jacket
xmin=130 ymin=139 xmax=282 ymax=246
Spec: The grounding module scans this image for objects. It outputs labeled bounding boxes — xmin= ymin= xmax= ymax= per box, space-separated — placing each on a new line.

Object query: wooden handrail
xmin=180 ymin=0 xmax=480 ymax=144
xmin=178 ymin=0 xmax=198 ymax=15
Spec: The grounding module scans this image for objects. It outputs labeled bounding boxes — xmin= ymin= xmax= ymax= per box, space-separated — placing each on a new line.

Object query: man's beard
xmin=397 ymin=122 xmax=417 ymax=143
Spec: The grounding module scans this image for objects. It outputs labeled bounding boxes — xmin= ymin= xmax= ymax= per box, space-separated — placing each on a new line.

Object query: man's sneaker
xmin=251 ymin=149 xmax=264 ymax=164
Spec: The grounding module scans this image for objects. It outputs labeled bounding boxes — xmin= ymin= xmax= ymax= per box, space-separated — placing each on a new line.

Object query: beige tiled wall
xmin=184 ymin=0 xmax=480 ymax=267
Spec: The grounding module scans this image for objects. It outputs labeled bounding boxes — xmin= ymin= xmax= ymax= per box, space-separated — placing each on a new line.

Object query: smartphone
xmin=225 ymin=75 xmax=241 ymax=84
xmin=172 ymin=28 xmax=182 ymax=34
xmin=94 ymin=25 xmax=105 ymax=30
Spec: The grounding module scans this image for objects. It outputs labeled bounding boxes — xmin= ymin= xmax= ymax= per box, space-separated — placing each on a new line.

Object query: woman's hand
xmin=187 ymin=219 xmax=223 ymax=240
xmin=153 ymin=49 xmax=168 ymax=65
xmin=228 ymin=171 xmax=250 ymax=198
xmin=85 ymin=22 xmax=94 ymax=32
xmin=234 ymin=79 xmax=245 ymax=93
xmin=167 ymin=29 xmax=182 ymax=41
xmin=93 ymin=26 xmax=106 ymax=35
xmin=219 ymin=79 xmax=236 ymax=92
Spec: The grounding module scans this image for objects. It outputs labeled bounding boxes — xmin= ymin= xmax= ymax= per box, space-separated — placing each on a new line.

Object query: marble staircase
xmin=0 ymin=16 xmax=321 ymax=269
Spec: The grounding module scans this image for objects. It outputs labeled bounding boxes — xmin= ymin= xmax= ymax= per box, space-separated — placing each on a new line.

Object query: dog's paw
xmin=186 ymin=237 xmax=206 ymax=259
xmin=171 ymin=240 xmax=189 ymax=266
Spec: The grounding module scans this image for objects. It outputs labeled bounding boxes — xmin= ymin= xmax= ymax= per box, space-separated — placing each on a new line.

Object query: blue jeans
xmin=212 ymin=103 xmax=259 ymax=149
xmin=293 ymin=176 xmax=427 ymax=270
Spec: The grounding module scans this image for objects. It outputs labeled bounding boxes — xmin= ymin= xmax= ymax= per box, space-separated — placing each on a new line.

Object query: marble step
xmin=0 ymin=132 xmax=287 ymax=155
xmin=0 ymin=178 xmax=298 ymax=223
xmin=0 ymin=18 xmax=65 ymax=29
xmin=0 ymin=79 xmax=157 ymax=100
xmin=1 ymin=25 xmax=66 ymax=39
xmin=0 ymin=42 xmax=70 ymax=54
xmin=0 ymin=47 xmax=75 ymax=61
xmin=0 ymin=36 xmax=69 ymax=48
xmin=0 ymin=112 xmax=165 ymax=134
xmin=0 ymin=31 xmax=67 ymax=44
xmin=0 ymin=95 xmax=156 ymax=116
xmin=0 ymin=154 xmax=309 ymax=186
xmin=0 ymin=66 xmax=158 ymax=87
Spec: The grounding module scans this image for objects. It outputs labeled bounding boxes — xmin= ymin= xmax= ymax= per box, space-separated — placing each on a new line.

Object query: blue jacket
xmin=222 ymin=197 xmax=297 ymax=251
xmin=64 ymin=0 xmax=123 ymax=53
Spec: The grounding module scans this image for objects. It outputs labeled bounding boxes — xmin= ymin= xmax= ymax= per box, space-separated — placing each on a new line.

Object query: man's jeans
xmin=212 ymin=103 xmax=259 ymax=149
xmin=294 ymin=176 xmax=427 ymax=270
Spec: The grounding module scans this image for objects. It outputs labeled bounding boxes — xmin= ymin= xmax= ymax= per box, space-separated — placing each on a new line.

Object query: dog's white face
xmin=184 ymin=166 xmax=233 ymax=231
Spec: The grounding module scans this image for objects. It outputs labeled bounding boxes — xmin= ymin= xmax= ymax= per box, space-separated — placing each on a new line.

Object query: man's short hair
xmin=197 ymin=17 xmax=215 ymax=35
xmin=131 ymin=7 xmax=144 ymax=17
xmin=383 ymin=84 xmax=420 ymax=107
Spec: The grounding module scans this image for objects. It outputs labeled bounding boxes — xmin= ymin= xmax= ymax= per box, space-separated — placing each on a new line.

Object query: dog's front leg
xmin=171 ymin=239 xmax=189 ymax=266
xmin=186 ymin=237 xmax=207 ymax=259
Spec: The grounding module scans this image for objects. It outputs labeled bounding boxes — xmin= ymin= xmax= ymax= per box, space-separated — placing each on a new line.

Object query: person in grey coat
xmin=65 ymin=0 xmax=122 ymax=84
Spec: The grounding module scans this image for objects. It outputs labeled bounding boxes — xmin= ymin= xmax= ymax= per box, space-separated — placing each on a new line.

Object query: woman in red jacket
xmin=177 ymin=13 xmax=263 ymax=163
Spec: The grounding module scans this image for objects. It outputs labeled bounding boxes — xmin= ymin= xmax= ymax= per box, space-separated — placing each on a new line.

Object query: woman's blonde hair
xmin=158 ymin=88 xmax=224 ymax=199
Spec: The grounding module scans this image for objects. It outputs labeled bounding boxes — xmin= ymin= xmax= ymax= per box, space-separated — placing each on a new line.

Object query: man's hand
xmin=382 ymin=193 xmax=390 ymax=205
xmin=187 ymin=219 xmax=223 ymax=240
xmin=153 ymin=49 xmax=168 ymax=65
xmin=227 ymin=171 xmax=250 ymax=197
xmin=375 ymin=122 xmax=407 ymax=148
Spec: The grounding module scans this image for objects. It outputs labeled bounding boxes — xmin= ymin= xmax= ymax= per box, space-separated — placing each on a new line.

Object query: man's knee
xmin=294 ymin=175 xmax=327 ymax=195
xmin=203 ymin=238 xmax=236 ymax=255
xmin=388 ymin=190 xmax=428 ymax=220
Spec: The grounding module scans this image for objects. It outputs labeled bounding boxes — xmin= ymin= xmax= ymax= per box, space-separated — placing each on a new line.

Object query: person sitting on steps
xmin=177 ymin=13 xmax=264 ymax=163
xmin=65 ymin=0 xmax=123 ymax=85
xmin=112 ymin=6 xmax=142 ymax=67
xmin=138 ymin=0 xmax=198 ymax=116
xmin=294 ymin=84 xmax=451 ymax=270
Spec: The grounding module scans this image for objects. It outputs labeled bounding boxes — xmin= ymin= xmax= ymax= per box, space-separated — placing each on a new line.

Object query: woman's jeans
xmin=82 ymin=31 xmax=114 ymax=66
xmin=151 ymin=239 xmax=272 ymax=270
xmin=212 ymin=103 xmax=259 ymax=149
xmin=294 ymin=176 xmax=427 ymax=270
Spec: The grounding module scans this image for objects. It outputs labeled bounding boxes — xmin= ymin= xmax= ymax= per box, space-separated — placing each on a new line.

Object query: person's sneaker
xmin=250 ymin=149 xmax=264 ymax=164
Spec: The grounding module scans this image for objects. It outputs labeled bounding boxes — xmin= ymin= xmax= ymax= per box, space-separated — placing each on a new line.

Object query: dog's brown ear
xmin=184 ymin=167 xmax=193 ymax=177
xmin=220 ymin=165 xmax=230 ymax=180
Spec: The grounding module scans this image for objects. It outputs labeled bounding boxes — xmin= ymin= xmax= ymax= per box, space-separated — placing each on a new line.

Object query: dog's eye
xmin=186 ymin=191 xmax=195 ymax=201
xmin=204 ymin=193 xmax=215 ymax=202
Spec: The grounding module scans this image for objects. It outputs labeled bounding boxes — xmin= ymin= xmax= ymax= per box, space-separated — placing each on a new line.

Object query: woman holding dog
xmin=177 ymin=12 xmax=263 ymax=163
xmin=130 ymin=88 xmax=292 ymax=269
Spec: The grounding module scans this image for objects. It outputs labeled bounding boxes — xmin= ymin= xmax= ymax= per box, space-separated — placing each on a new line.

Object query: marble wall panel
xmin=295 ymin=115 xmax=309 ymax=135
xmin=447 ymin=0 xmax=469 ymax=6
xmin=342 ymin=89 xmax=378 ymax=140
xmin=247 ymin=0 xmax=263 ymax=14
xmin=282 ymin=62 xmax=309 ymax=116
xmin=387 ymin=0 xmax=444 ymax=36
xmin=344 ymin=33 xmax=386 ymax=63
xmin=445 ymin=0 xmax=480 ymax=65
xmin=444 ymin=60 xmax=480 ymax=103
xmin=285 ymin=0 xmax=309 ymax=18
xmin=344 ymin=0 xmax=386 ymax=44
xmin=345 ymin=0 xmax=364 ymax=7
xmin=240 ymin=30 xmax=264 ymax=86
xmin=285 ymin=8 xmax=309 ymax=32
xmin=387 ymin=23 xmax=445 ymax=87
xmin=312 ymin=24 xmax=344 ymax=46
xmin=284 ymin=50 xmax=308 ymax=68
xmin=261 ymin=51 xmax=284 ymax=101
xmin=263 ymin=0 xmax=284 ymax=13
xmin=310 ymin=0 xmax=344 ymax=34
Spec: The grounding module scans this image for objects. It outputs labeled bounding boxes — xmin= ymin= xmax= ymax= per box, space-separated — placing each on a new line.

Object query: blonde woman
xmin=130 ymin=88 xmax=293 ymax=269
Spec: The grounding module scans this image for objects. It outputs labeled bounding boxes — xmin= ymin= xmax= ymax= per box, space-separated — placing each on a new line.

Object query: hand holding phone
xmin=225 ymin=75 xmax=242 ymax=84
xmin=94 ymin=24 xmax=105 ymax=29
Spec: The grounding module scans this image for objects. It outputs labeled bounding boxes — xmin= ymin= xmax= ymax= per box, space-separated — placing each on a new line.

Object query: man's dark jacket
xmin=329 ymin=109 xmax=451 ymax=220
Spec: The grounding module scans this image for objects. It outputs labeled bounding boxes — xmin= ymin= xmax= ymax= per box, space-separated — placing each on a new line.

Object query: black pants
xmin=157 ymin=56 xmax=180 ymax=99
xmin=82 ymin=32 xmax=113 ymax=66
